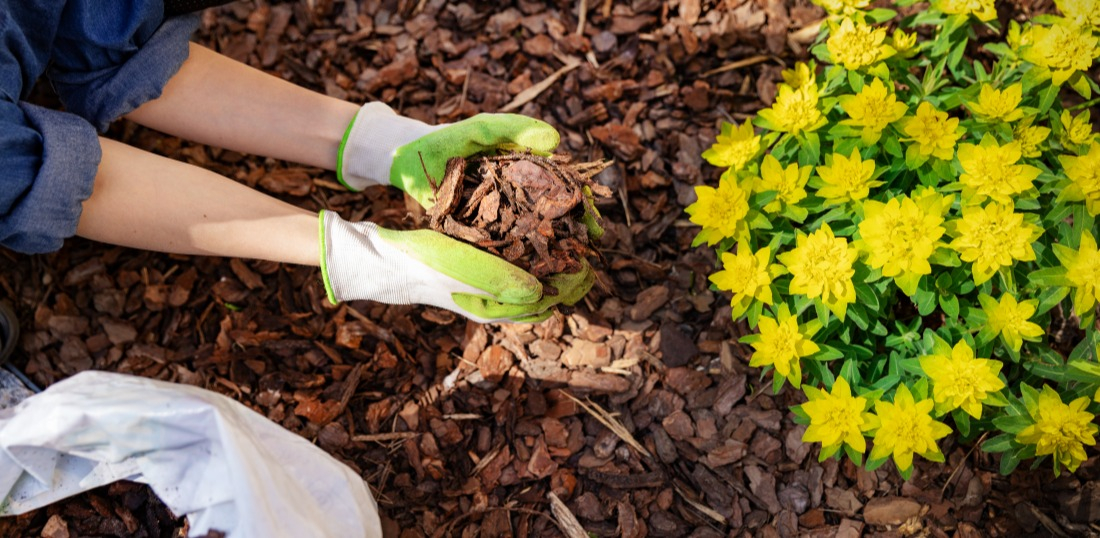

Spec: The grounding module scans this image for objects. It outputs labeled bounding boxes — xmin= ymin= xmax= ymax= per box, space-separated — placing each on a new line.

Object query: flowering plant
xmin=689 ymin=0 xmax=1100 ymax=478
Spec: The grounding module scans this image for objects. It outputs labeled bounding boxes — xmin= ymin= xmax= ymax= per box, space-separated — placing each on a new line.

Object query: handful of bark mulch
xmin=426 ymin=152 xmax=612 ymax=283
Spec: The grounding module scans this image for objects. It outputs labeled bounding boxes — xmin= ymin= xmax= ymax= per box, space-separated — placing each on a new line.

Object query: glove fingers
xmin=377 ymin=228 xmax=542 ymax=304
xmin=432 ymin=115 xmax=561 ymax=156
xmin=452 ymin=293 xmax=547 ymax=320
xmin=543 ymin=260 xmax=597 ymax=307
xmin=452 ymin=262 xmax=596 ymax=319
xmin=510 ymin=310 xmax=555 ymax=323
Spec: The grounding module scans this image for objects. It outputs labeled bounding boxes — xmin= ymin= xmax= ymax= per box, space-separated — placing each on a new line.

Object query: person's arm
xmin=124 ymin=43 xmax=357 ymax=170
xmin=77 ymin=137 xmax=319 ymax=265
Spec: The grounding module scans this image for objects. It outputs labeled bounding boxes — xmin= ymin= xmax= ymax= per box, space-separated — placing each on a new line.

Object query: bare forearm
xmin=77 ymin=138 xmax=319 ymax=266
xmin=125 ymin=43 xmax=359 ymax=170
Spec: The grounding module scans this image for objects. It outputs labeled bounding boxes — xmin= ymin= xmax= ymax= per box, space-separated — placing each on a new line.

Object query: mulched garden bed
xmin=3 ymin=0 xmax=1099 ymax=536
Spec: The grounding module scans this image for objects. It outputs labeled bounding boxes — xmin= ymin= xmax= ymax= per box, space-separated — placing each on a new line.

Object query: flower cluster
xmin=689 ymin=0 xmax=1100 ymax=478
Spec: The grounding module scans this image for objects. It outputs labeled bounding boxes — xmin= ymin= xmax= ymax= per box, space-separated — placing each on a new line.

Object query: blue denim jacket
xmin=0 ymin=1 xmax=198 ymax=254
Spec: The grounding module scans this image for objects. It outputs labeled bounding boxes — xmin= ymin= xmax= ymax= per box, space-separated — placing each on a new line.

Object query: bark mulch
xmin=3 ymin=0 xmax=1100 ymax=537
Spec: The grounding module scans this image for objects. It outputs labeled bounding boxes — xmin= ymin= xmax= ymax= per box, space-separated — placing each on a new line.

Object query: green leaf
xmin=993 ymin=415 xmax=1033 ymax=435
xmin=982 ymin=42 xmax=1012 ymax=58
xmin=854 ymin=282 xmax=881 ymax=314
xmin=1069 ymin=330 xmax=1100 ymax=362
xmin=814 ymin=345 xmax=846 ymax=362
xmin=984 ymin=390 xmax=1010 ymax=407
xmin=884 ymin=136 xmax=903 ymax=159
xmin=1028 ymin=268 xmax=1071 ymax=287
xmin=839 ymin=359 xmax=860 ymax=386
xmin=865 ymin=8 xmax=898 ymax=22
xmin=947 ymin=36 xmax=969 ymax=73
xmin=999 ymin=448 xmax=1022 ymax=475
xmin=865 ymin=454 xmax=890 ymax=472
xmin=848 ymin=304 xmax=870 ymax=330
xmin=1038 ymin=83 xmax=1059 ymax=113
xmin=1069 ymin=72 xmax=1093 ymax=99
xmin=871 ymin=373 xmax=901 ymax=392
xmin=790 ymin=404 xmax=810 ymax=423
xmin=799 ymin=133 xmax=822 ymax=166
xmin=952 ymin=408 xmax=971 ymax=437
xmin=1027 ymin=363 xmax=1068 ymax=383
xmin=982 ymin=433 xmax=1016 ymax=453
xmin=1035 ymin=286 xmax=1070 ymax=316
xmin=939 ymin=293 xmax=960 ymax=319
xmin=914 ymin=286 xmax=937 ymax=316
xmin=844 ymin=444 xmax=864 ymax=466
xmin=847 ymin=70 xmax=864 ymax=93
xmin=1020 ymin=384 xmax=1041 ymax=413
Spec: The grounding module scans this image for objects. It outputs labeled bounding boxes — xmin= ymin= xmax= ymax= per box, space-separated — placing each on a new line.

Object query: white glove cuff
xmin=320 ymin=211 xmax=410 ymax=305
xmin=337 ymin=102 xmax=440 ymax=191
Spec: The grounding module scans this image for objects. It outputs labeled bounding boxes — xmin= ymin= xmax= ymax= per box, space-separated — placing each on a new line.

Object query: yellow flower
xmin=869 ymin=384 xmax=952 ymax=474
xmin=899 ymin=102 xmax=962 ymax=161
xmin=979 ymin=293 xmax=1044 ymax=351
xmin=1058 ymin=141 xmax=1100 ymax=217
xmin=755 ymin=154 xmax=811 ymax=213
xmin=826 ymin=18 xmax=895 ymax=71
xmin=857 ymin=194 xmax=947 ymax=295
xmin=919 ymin=340 xmax=1006 ymax=418
xmin=956 ymin=135 xmax=1042 ymax=204
xmin=967 ymin=83 xmax=1025 ymax=123
xmin=757 ymin=84 xmax=826 ymax=135
xmin=1021 ymin=21 xmax=1100 ymax=85
xmin=748 ymin=304 xmax=821 ymax=387
xmin=1014 ymin=122 xmax=1051 ymax=158
xmin=702 ymin=120 xmax=761 ymax=171
xmin=1017 ymin=385 xmax=1098 ymax=476
xmin=934 ymin=0 xmax=997 ymax=20
xmin=1061 ymin=109 xmax=1095 ymax=148
xmin=839 ymin=78 xmax=908 ymax=144
xmin=710 ymin=243 xmax=782 ymax=319
xmin=947 ymin=203 xmax=1042 ymax=285
xmin=686 ymin=170 xmax=750 ymax=246
xmin=777 ymin=223 xmax=858 ymax=320
xmin=811 ymin=0 xmax=872 ymax=15
xmin=816 ymin=149 xmax=882 ymax=205
xmin=1055 ymin=0 xmax=1100 ymax=28
xmin=892 ymin=29 xmax=919 ymax=57
xmin=781 ymin=62 xmax=816 ymax=90
xmin=1053 ymin=230 xmax=1100 ymax=316
xmin=802 ymin=377 xmax=873 ymax=457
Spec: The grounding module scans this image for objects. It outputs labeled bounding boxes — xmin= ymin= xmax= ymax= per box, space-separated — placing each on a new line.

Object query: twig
xmin=500 ymin=58 xmax=582 ymax=113
xmin=442 ymin=413 xmax=483 ymax=420
xmin=940 ymin=432 xmax=988 ymax=500
xmin=561 ymin=391 xmax=652 ymax=458
xmin=548 ymin=492 xmax=588 ymax=538
xmin=433 ymin=504 xmax=560 ymax=538
xmin=313 ymin=178 xmax=346 ymax=190
xmin=352 ymin=431 xmax=419 ymax=443
xmin=675 ymin=486 xmax=727 ymax=525
xmin=575 ymin=0 xmax=587 ymax=36
xmin=700 ymin=55 xmax=774 ymax=78
xmin=1028 ymin=502 xmax=1070 ymax=537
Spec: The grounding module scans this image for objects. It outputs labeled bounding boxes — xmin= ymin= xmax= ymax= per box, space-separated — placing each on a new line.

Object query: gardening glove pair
xmin=320 ymin=103 xmax=596 ymax=323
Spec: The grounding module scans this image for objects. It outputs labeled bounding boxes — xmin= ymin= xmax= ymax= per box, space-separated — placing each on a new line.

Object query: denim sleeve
xmin=0 ymin=101 xmax=101 ymax=254
xmin=48 ymin=9 xmax=201 ymax=131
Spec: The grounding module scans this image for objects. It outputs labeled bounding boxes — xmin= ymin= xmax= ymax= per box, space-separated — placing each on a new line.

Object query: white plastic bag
xmin=0 ymin=371 xmax=381 ymax=538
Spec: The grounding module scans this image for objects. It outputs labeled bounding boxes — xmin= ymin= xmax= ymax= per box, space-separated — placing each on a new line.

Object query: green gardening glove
xmin=336 ymin=102 xmax=560 ymax=207
xmin=320 ymin=211 xmax=594 ymax=323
